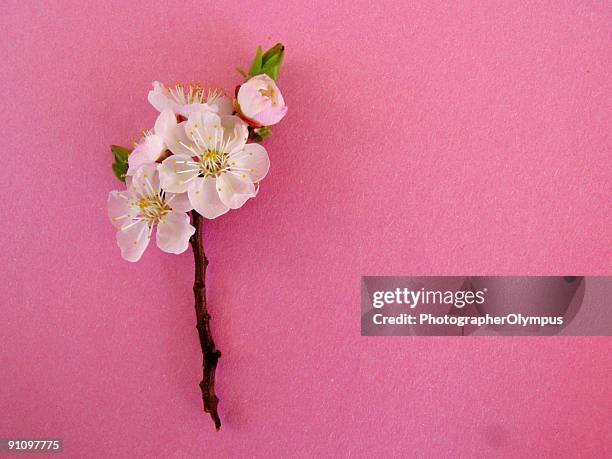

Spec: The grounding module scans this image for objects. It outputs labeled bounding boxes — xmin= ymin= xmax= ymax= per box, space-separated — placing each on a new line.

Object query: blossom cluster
xmin=108 ymin=46 xmax=287 ymax=262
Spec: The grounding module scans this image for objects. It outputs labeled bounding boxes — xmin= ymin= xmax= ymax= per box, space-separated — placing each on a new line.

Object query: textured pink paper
xmin=1 ymin=0 xmax=610 ymax=457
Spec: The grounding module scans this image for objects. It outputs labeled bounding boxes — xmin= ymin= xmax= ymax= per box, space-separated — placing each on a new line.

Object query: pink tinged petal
xmin=116 ymin=220 xmax=150 ymax=262
xmin=220 ymin=115 xmax=249 ymax=153
xmin=127 ymin=135 xmax=165 ymax=174
xmin=167 ymin=192 xmax=193 ymax=212
xmin=153 ymin=108 xmax=178 ymax=139
xmin=156 ymin=211 xmax=195 ymax=254
xmin=108 ymin=191 xmax=137 ymax=228
xmin=165 ymin=121 xmax=194 ymax=157
xmin=237 ymin=83 xmax=271 ymax=119
xmin=185 ymin=111 xmax=202 ymax=134
xmin=129 ymin=163 xmax=160 ymax=195
xmin=188 ymin=177 xmax=229 ymax=219
xmin=252 ymin=73 xmax=276 ymax=86
xmin=148 ymin=81 xmax=177 ymax=114
xmin=186 ymin=110 xmax=217 ymax=134
xmin=145 ymin=134 xmax=166 ymax=155
xmin=273 ymin=87 xmax=286 ymax=107
xmin=126 ymin=145 xmax=149 ymax=176
xmin=181 ymin=103 xmax=217 ymax=117
xmin=186 ymin=111 xmax=223 ymax=151
xmin=216 ymin=172 xmax=256 ymax=209
xmin=251 ymin=104 xmax=288 ymax=126
xmin=231 ymin=143 xmax=270 ymax=182
xmin=159 ymin=154 xmax=200 ymax=193
xmin=214 ymin=95 xmax=234 ymax=116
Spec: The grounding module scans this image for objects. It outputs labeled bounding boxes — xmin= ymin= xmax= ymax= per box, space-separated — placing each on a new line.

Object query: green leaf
xmin=261 ymin=53 xmax=283 ymax=80
xmin=246 ymin=43 xmax=285 ymax=80
xmin=236 ymin=67 xmax=248 ymax=78
xmin=262 ymin=43 xmax=285 ymax=80
xmin=111 ymin=144 xmax=130 ymax=163
xmin=262 ymin=43 xmax=284 ymax=64
xmin=248 ymin=46 xmax=263 ymax=77
xmin=111 ymin=144 xmax=131 ymax=182
xmin=112 ymin=161 xmax=128 ymax=182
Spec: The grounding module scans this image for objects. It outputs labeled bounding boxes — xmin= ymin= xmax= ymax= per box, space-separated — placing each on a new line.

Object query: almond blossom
xmin=236 ymin=74 xmax=287 ymax=127
xmin=108 ymin=164 xmax=194 ymax=262
xmin=159 ymin=111 xmax=270 ymax=219
xmin=127 ymin=109 xmax=182 ymax=175
xmin=108 ymin=43 xmax=289 ymax=430
xmin=148 ymin=81 xmax=233 ymax=118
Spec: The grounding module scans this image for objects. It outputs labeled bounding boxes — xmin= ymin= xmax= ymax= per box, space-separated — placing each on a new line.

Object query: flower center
xmin=199 ymin=150 xmax=228 ymax=177
xmin=135 ymin=195 xmax=170 ymax=226
xmin=259 ymin=86 xmax=276 ymax=101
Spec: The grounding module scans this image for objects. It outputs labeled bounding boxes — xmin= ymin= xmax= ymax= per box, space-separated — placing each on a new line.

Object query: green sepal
xmin=252 ymin=126 xmax=272 ymax=142
xmin=248 ymin=46 xmax=263 ymax=78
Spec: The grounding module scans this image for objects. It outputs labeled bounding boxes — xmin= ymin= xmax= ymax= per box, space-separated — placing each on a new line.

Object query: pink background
xmin=1 ymin=0 xmax=611 ymax=457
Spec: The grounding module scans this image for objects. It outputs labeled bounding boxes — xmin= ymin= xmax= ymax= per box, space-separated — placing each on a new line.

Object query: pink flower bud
xmin=236 ymin=74 xmax=287 ymax=127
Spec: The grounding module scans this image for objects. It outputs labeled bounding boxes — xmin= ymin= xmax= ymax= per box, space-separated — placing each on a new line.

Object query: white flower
xmin=108 ymin=164 xmax=195 ymax=262
xmin=127 ymin=109 xmax=181 ymax=175
xmin=148 ymin=81 xmax=233 ymax=118
xmin=159 ymin=111 xmax=270 ymax=219
xmin=236 ymin=74 xmax=287 ymax=126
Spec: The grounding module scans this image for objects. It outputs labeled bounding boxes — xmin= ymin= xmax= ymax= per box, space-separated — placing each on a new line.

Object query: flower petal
xmin=185 ymin=111 xmax=221 ymax=151
xmin=181 ymin=102 xmax=217 ymax=117
xmin=188 ymin=176 xmax=229 ymax=219
xmin=214 ymin=94 xmax=234 ymax=116
xmin=153 ymin=108 xmax=178 ymax=139
xmin=108 ymin=191 xmax=137 ymax=228
xmin=127 ymin=135 xmax=165 ymax=175
xmin=129 ymin=163 xmax=160 ymax=195
xmin=230 ymin=143 xmax=270 ymax=182
xmin=167 ymin=192 xmax=193 ymax=212
xmin=116 ymin=220 xmax=150 ymax=262
xmin=148 ymin=81 xmax=179 ymax=114
xmin=159 ymin=154 xmax=200 ymax=193
xmin=165 ymin=121 xmax=194 ymax=157
xmin=273 ymin=85 xmax=285 ymax=107
xmin=221 ymin=115 xmax=249 ymax=153
xmin=156 ymin=211 xmax=195 ymax=254
xmin=186 ymin=113 xmax=247 ymax=154
xmin=216 ymin=172 xmax=255 ymax=209
xmin=237 ymin=80 xmax=271 ymax=118
xmin=252 ymin=104 xmax=288 ymax=126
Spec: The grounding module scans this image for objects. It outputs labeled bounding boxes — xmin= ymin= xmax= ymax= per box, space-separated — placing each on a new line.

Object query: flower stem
xmin=189 ymin=210 xmax=222 ymax=431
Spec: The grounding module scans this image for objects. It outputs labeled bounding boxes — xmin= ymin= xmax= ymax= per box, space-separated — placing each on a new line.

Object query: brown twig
xmin=189 ymin=210 xmax=222 ymax=430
